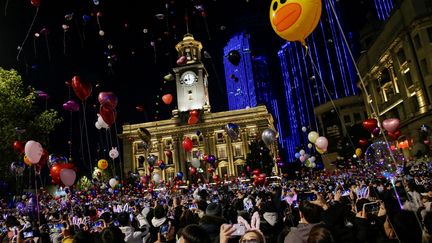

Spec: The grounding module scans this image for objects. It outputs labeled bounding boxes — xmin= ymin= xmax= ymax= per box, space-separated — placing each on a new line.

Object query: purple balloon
xmin=207 ymin=155 xmax=216 ymax=164
xmin=36 ymin=90 xmax=49 ymax=99
xmin=372 ymin=127 xmax=381 ymax=136
xmin=277 ymin=162 xmax=284 ymax=168
xmin=63 ymin=100 xmax=80 ymax=112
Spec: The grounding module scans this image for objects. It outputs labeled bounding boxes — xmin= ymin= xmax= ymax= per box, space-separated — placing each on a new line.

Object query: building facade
xmin=357 ymin=0 xmax=432 ymax=156
xmin=121 ymin=34 xmax=278 ymax=180
xmin=121 ymin=106 xmax=278 ymax=180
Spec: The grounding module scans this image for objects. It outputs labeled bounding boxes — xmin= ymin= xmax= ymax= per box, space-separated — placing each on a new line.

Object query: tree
xmin=245 ymin=140 xmax=274 ymax=176
xmin=0 ymin=68 xmax=62 ymax=179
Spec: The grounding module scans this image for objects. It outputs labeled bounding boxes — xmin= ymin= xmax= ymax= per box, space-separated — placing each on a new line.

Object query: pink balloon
xmin=176 ymin=56 xmax=187 ymax=66
xmin=60 ymin=168 xmax=76 ymax=186
xmin=382 ymin=118 xmax=400 ymax=133
xmin=315 ymin=137 xmax=328 ymax=150
xmin=299 ymin=155 xmax=306 ymax=162
xmin=24 ymin=140 xmax=43 ymax=164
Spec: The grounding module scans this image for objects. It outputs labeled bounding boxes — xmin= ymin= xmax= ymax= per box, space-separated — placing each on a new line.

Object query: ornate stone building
xmin=121 ymin=34 xmax=278 ymax=180
xmin=357 ymin=0 xmax=432 ymax=157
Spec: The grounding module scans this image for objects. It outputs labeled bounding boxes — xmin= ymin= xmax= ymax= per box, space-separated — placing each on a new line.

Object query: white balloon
xmin=311 ymin=162 xmax=316 ymax=168
xmin=25 ymin=140 xmax=43 ymax=164
xmin=191 ymin=158 xmax=201 ymax=168
xmin=301 ymin=126 xmax=307 ymax=132
xmin=109 ymin=147 xmax=119 ymax=159
xmin=299 ymin=149 xmax=305 ymax=156
xmin=95 ymin=121 xmax=102 ymax=130
xmin=109 ymin=178 xmax=118 ymax=188
xmin=308 ymin=131 xmax=319 ymax=144
xmin=153 ymin=173 xmax=161 ymax=184
xmin=310 ymin=156 xmax=316 ymax=162
xmin=307 ymin=143 xmax=313 ymax=149
xmin=97 ymin=114 xmax=109 ymax=129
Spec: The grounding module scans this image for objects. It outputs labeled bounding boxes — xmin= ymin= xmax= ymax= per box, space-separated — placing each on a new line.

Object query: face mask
xmin=377 ymin=186 xmax=384 ymax=193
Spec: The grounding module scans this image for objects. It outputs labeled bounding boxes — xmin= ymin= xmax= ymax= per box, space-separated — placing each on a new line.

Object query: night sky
xmin=0 ymin=0 xmax=375 ymax=167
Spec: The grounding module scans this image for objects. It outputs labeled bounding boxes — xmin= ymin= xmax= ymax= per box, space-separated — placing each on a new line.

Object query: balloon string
xmin=16 ymin=7 xmax=39 ymax=61
xmin=114 ymin=121 xmax=124 ymax=182
xmin=63 ymin=31 xmax=67 ymax=56
xmin=82 ymin=102 xmax=93 ymax=173
xmin=327 ymin=0 xmax=422 ymax=234
xmin=307 ymin=51 xmax=357 ymax=159
xmin=4 ymin=0 xmax=9 ymax=16
xmin=79 ymin=111 xmax=90 ymax=173
xmin=33 ymin=37 xmax=38 ymax=58
xmin=44 ymin=35 xmax=51 ymax=62
xmin=34 ymin=167 xmax=40 ymax=226
xmin=106 ymin=129 xmax=117 ymax=177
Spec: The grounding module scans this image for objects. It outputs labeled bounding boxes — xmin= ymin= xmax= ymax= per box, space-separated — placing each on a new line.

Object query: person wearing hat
xmin=199 ymin=203 xmax=227 ymax=243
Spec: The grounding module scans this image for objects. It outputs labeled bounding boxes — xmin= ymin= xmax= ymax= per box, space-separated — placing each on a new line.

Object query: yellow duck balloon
xmin=270 ymin=0 xmax=322 ymax=46
xmin=98 ymin=159 xmax=109 ymax=170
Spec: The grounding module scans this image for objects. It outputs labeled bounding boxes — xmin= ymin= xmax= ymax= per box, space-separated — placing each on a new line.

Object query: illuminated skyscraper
xmin=223 ymin=33 xmax=285 ymax=151
xmin=278 ymin=0 xmax=360 ymax=162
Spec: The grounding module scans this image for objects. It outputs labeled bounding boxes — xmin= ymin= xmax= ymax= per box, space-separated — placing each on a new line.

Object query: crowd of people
xmin=0 ymin=162 xmax=432 ymax=243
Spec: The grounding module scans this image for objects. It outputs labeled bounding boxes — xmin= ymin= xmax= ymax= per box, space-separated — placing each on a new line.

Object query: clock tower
xmin=172 ymin=34 xmax=211 ymax=114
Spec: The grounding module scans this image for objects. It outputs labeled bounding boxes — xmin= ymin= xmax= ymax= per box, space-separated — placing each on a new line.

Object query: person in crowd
xmin=118 ymin=212 xmax=146 ymax=243
xmin=284 ymin=201 xmax=324 ymax=243
xmin=199 ymin=203 xmax=227 ymax=243
xmin=307 ymin=226 xmax=334 ymax=243
xmin=176 ymin=224 xmax=210 ymax=243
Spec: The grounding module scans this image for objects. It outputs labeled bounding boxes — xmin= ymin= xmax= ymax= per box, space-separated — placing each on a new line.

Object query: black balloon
xmin=228 ymin=50 xmax=241 ymax=66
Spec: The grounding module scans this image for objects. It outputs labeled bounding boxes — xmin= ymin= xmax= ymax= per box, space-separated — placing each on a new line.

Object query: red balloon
xmin=165 ymin=150 xmax=172 ymax=158
xmin=189 ymin=110 xmax=199 ymax=117
xmin=212 ymin=174 xmax=219 ymax=181
xmin=50 ymin=164 xmax=63 ymax=185
xmin=98 ymin=92 xmax=118 ymax=108
xmin=136 ymin=105 xmax=144 ymax=112
xmin=203 ymin=154 xmax=209 ymax=162
xmin=253 ymin=169 xmax=261 ymax=176
xmin=162 ymin=94 xmax=173 ymax=105
xmin=100 ymin=104 xmax=117 ymax=126
xmin=388 ymin=130 xmax=401 ymax=140
xmin=189 ymin=166 xmax=197 ymax=175
xmin=182 ymin=137 xmax=193 ymax=152
xmin=188 ymin=116 xmax=199 ymax=125
xmin=157 ymin=160 xmax=164 ymax=166
xmin=148 ymin=166 xmax=154 ymax=173
xmin=165 ymin=182 xmax=170 ymax=188
xmin=358 ymin=138 xmax=368 ymax=147
xmin=13 ymin=141 xmax=25 ymax=154
xmin=71 ymin=76 xmax=92 ymax=101
xmin=30 ymin=0 xmax=40 ymax=7
xmin=362 ymin=119 xmax=378 ymax=133
xmin=147 ymin=188 xmax=153 ymax=193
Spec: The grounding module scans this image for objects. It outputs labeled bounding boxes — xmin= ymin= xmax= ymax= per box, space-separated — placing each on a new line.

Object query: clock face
xmin=181 ymin=71 xmax=198 ymax=85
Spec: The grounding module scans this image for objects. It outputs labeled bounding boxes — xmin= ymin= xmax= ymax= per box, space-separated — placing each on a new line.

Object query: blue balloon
xmin=295 ymin=153 xmax=301 ymax=159
xmin=82 ymin=15 xmax=91 ymax=23
xmin=196 ymin=130 xmax=201 ymax=136
xmin=177 ymin=171 xmax=183 ymax=180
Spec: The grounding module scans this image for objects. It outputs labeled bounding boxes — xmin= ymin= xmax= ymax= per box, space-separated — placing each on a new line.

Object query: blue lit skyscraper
xmin=223 ymin=33 xmax=285 ymax=149
xmin=374 ymin=0 xmax=394 ymax=21
xmin=278 ymin=0 xmax=359 ymax=162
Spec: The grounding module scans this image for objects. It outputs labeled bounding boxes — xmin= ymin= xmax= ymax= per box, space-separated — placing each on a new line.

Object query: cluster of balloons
xmin=362 ymin=118 xmax=401 ymax=140
xmin=96 ymin=91 xmax=118 ymax=129
xmin=294 ymin=150 xmax=317 ymax=168
xmin=261 ymin=128 xmax=277 ymax=147
xmin=252 ymin=169 xmax=267 ymax=187
xmin=224 ymin=123 xmax=240 ymax=140
xmin=308 ymin=131 xmax=328 ymax=154
xmin=50 ymin=162 xmax=77 ymax=186
xmin=188 ymin=110 xmax=199 ymax=125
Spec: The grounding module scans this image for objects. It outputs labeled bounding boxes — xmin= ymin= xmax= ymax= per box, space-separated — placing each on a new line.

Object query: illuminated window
xmin=234 ymin=145 xmax=243 ymax=157
xmin=218 ymin=147 xmax=227 ymax=159
xmin=216 ymin=132 xmax=225 ymax=143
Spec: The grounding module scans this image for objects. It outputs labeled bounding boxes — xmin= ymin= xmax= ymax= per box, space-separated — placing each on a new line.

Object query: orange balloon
xmin=162 ymin=94 xmax=173 ymax=105
xmin=270 ymin=0 xmax=322 ymax=45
